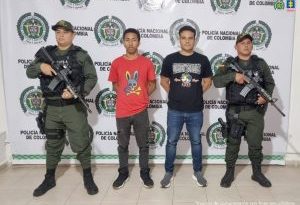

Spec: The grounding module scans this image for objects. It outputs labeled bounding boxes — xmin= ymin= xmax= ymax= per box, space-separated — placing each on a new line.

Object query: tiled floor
xmin=0 ymin=164 xmax=299 ymax=205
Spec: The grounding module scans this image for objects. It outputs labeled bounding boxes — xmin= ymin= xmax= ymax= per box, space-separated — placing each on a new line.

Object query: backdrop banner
xmin=0 ymin=0 xmax=295 ymax=165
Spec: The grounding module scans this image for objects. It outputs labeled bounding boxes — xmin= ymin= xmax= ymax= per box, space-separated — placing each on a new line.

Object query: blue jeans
xmin=165 ymin=108 xmax=203 ymax=173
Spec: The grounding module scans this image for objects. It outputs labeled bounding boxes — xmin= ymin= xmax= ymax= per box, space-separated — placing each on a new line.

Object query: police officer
xmin=27 ymin=20 xmax=98 ymax=196
xmin=213 ymin=33 xmax=275 ymax=188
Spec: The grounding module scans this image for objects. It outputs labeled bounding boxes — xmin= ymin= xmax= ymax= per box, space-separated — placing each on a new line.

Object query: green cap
xmin=236 ymin=33 xmax=253 ymax=44
xmin=52 ymin=20 xmax=74 ymax=32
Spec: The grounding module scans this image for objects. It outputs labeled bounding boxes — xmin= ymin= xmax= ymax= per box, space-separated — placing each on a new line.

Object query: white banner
xmin=0 ymin=0 xmax=295 ymax=165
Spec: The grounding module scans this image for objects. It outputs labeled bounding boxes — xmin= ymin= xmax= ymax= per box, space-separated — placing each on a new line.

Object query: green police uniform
xmin=27 ymin=45 xmax=97 ymax=169
xmin=213 ymin=55 xmax=275 ymax=187
xmin=27 ymin=20 xmax=98 ymax=197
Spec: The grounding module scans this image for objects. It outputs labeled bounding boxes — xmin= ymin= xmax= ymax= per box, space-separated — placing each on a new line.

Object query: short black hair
xmin=122 ymin=28 xmax=141 ymax=42
xmin=179 ymin=26 xmax=196 ymax=38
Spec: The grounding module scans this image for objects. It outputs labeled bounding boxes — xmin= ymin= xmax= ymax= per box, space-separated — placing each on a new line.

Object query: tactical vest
xmin=39 ymin=45 xmax=85 ymax=97
xmin=226 ymin=55 xmax=265 ymax=105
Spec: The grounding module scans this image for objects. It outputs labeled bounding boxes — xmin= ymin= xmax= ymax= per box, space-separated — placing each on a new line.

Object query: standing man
xmin=213 ymin=33 xmax=275 ymax=188
xmin=160 ymin=26 xmax=212 ymax=188
xmin=27 ymin=20 xmax=98 ymax=196
xmin=108 ymin=28 xmax=156 ymax=189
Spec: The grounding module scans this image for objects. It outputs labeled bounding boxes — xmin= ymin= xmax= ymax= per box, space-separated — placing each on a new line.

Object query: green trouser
xmin=225 ymin=108 xmax=264 ymax=167
xmin=45 ymin=103 xmax=91 ymax=169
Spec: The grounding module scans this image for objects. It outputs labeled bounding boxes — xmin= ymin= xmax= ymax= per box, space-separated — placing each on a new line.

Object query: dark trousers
xmin=116 ymin=109 xmax=150 ymax=171
xmin=225 ymin=108 xmax=264 ymax=167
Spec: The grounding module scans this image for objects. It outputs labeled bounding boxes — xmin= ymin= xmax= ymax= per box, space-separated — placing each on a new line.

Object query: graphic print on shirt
xmin=124 ymin=70 xmax=142 ymax=95
xmin=173 ymin=63 xmax=201 ymax=87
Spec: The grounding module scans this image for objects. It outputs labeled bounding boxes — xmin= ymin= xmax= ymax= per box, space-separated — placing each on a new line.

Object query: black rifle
xmin=37 ymin=47 xmax=92 ymax=113
xmin=225 ymin=57 xmax=285 ymax=117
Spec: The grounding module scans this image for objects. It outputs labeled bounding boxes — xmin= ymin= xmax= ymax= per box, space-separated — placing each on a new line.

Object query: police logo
xmin=94 ymin=16 xmax=126 ymax=46
xmin=206 ymin=122 xmax=226 ymax=149
xmin=95 ymin=88 xmax=116 ymax=116
xmin=274 ymin=0 xmax=285 ymax=10
xmin=210 ymin=0 xmax=241 ymax=14
xmin=20 ymin=86 xmax=43 ymax=115
xmin=210 ymin=53 xmax=232 ymax=75
xmin=149 ymin=121 xmax=166 ymax=149
xmin=169 ymin=18 xmax=200 ymax=47
xmin=142 ymin=52 xmax=164 ymax=76
xmin=60 ymin=0 xmax=90 ymax=8
xmin=17 ymin=12 xmax=49 ymax=44
xmin=242 ymin=20 xmax=272 ymax=50
xmin=138 ymin=0 xmax=171 ymax=11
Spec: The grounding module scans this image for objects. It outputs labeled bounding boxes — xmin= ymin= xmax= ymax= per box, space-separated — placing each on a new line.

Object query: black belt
xmin=229 ymin=104 xmax=257 ymax=112
xmin=45 ymin=98 xmax=79 ymax=107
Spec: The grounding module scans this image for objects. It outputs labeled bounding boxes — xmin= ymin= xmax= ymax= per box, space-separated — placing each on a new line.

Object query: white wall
xmin=286 ymin=10 xmax=300 ymax=163
xmin=0 ymin=37 xmax=8 ymax=165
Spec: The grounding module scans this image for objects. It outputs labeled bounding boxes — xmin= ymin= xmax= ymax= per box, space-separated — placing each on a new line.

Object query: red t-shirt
xmin=108 ymin=55 xmax=156 ymax=118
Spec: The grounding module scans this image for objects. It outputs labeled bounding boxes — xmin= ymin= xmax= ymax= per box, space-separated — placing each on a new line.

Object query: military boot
xmin=83 ymin=167 xmax=99 ymax=195
xmin=220 ymin=166 xmax=235 ymax=188
xmin=251 ymin=164 xmax=272 ymax=187
xmin=33 ymin=169 xmax=56 ymax=197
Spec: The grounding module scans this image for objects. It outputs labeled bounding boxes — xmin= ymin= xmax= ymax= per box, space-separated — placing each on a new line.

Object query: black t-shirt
xmin=161 ymin=52 xmax=212 ymax=112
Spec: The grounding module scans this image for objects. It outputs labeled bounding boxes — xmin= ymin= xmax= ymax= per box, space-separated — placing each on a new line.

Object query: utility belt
xmin=228 ymin=104 xmax=257 ymax=112
xmin=45 ymin=98 xmax=79 ymax=107
xmin=224 ymin=104 xmax=255 ymax=139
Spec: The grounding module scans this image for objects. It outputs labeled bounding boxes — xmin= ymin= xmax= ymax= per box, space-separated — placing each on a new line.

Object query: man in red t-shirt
xmin=108 ymin=28 xmax=156 ymax=189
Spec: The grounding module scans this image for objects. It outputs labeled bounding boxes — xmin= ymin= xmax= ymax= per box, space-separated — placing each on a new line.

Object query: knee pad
xmin=45 ymin=129 xmax=65 ymax=140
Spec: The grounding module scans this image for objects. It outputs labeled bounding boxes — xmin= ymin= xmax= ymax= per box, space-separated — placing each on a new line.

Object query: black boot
xmin=251 ymin=164 xmax=272 ymax=187
xmin=83 ymin=167 xmax=99 ymax=195
xmin=33 ymin=169 xmax=56 ymax=197
xmin=140 ymin=168 xmax=154 ymax=188
xmin=220 ymin=166 xmax=235 ymax=188
xmin=113 ymin=167 xmax=129 ymax=189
